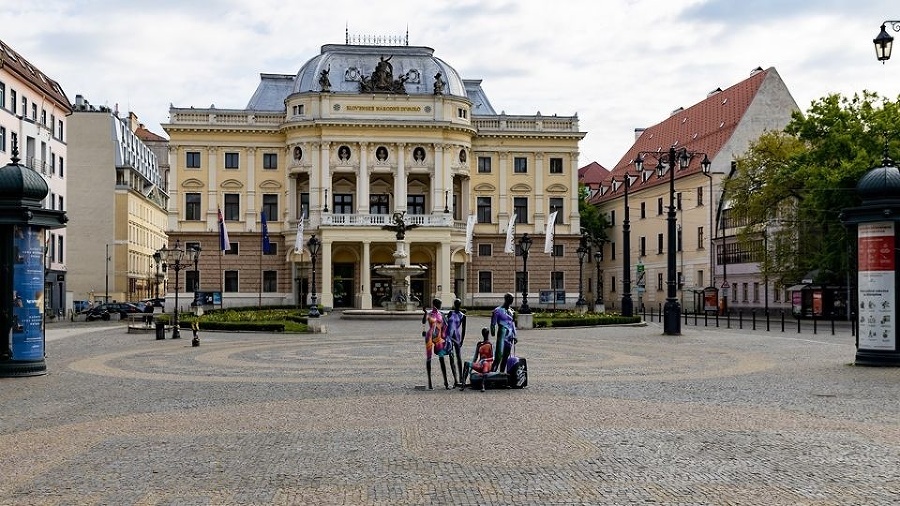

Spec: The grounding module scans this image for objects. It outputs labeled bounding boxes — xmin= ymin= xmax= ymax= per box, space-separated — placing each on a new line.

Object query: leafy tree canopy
xmin=579 ymin=184 xmax=609 ymax=249
xmin=725 ymin=91 xmax=900 ymax=285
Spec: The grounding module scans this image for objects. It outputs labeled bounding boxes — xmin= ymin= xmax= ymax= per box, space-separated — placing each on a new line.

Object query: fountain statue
xmin=376 ymin=212 xmax=426 ymax=311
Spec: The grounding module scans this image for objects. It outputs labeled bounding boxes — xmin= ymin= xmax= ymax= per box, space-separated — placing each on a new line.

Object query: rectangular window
xmin=224 ymin=152 xmax=239 ymax=169
xmin=185 ymin=193 xmax=202 ymax=221
xmin=753 ymin=282 xmax=760 ymax=302
xmin=477 ymin=197 xmax=492 ymax=224
xmin=732 ymin=284 xmax=737 ymax=302
xmin=21 ymin=96 xmax=27 ymax=117
xmin=657 ymin=197 xmax=664 ymax=215
xmin=549 ymin=198 xmax=564 ymax=224
xmin=41 ymin=109 xmax=46 ymax=126
xmin=610 ymin=275 xmax=617 ymax=293
xmin=334 ymin=193 xmax=353 ymax=214
xmin=677 ymin=227 xmax=682 ymax=252
xmin=639 ymin=236 xmax=646 ymax=257
xmin=263 ymin=153 xmax=278 ymax=169
xmin=224 ymin=271 xmax=239 ymax=292
xmin=57 ymin=235 xmax=63 ymax=263
xmin=31 ymin=103 xmax=37 ymax=120
xmin=58 ymin=195 xmax=63 ymax=211
xmin=262 ymin=194 xmax=278 ymax=221
xmin=0 ymin=82 xmax=4 ymax=110
xmin=57 ymin=119 xmax=64 ymax=141
xmin=657 ymin=233 xmax=664 ymax=254
xmin=407 ymin=195 xmax=425 ymax=215
xmin=513 ymin=197 xmax=528 ymax=224
xmin=300 ymin=193 xmax=309 ymax=218
xmin=265 ymin=243 xmax=278 ymax=256
xmin=0 ymin=126 xmax=5 ymax=152
xmin=698 ymin=226 xmax=704 ymax=249
xmin=513 ymin=157 xmax=527 ymax=173
xmin=698 ymin=270 xmax=704 ymax=288
xmin=224 ymin=194 xmax=240 ymax=220
xmin=58 ymin=157 xmax=64 ymax=178
xmin=657 ymin=272 xmax=664 ymax=291
xmin=186 ymin=151 xmax=201 ymax=168
xmin=10 ymin=90 xmax=16 ymax=114
xmin=225 ymin=242 xmax=238 ymax=255
xmin=552 ymin=244 xmax=563 ymax=258
xmin=477 ymin=156 xmax=491 ymax=173
xmin=640 ymin=202 xmax=646 ymax=219
xmin=185 ymin=271 xmax=199 ymax=292
xmin=742 ymin=283 xmax=749 ymax=302
xmin=478 ymin=271 xmax=492 ymax=293
xmin=551 ymin=272 xmax=564 ymax=290
xmin=610 ymin=242 xmax=616 ymax=261
xmin=697 ymin=186 xmax=704 ymax=206
xmin=549 ymin=157 xmax=563 ymax=174
xmin=370 ymin=194 xmax=389 ymax=214
xmin=478 ymin=244 xmax=492 ymax=256
xmin=50 ymin=114 xmax=55 ymax=136
xmin=676 ymin=192 xmax=682 ymax=211
xmin=263 ymin=271 xmax=278 ymax=292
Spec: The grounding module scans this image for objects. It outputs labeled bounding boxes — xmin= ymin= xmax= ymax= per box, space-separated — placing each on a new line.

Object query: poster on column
xmin=11 ymin=225 xmax=46 ymax=360
xmin=857 ymin=221 xmax=896 ymax=351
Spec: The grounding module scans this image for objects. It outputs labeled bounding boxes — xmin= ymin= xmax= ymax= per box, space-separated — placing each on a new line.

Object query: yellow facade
xmin=164 ymin=43 xmax=584 ymax=310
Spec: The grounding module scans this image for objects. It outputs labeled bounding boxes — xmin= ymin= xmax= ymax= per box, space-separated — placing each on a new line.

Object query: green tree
xmin=726 ymin=91 xmax=900 ymax=286
xmin=579 ymin=184 xmax=609 ymax=249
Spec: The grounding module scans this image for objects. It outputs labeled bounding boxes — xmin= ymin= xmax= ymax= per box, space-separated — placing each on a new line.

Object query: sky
xmin=2 ymin=0 xmax=900 ymax=169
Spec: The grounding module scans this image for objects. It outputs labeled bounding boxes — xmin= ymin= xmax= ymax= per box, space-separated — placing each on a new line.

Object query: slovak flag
xmin=261 ymin=211 xmax=271 ymax=254
xmin=218 ymin=207 xmax=230 ymax=252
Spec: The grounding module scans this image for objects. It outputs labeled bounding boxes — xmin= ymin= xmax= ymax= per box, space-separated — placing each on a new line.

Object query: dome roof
xmin=294 ymin=44 xmax=467 ymax=97
xmin=857 ymin=158 xmax=900 ymax=201
xmin=0 ymin=151 xmax=49 ymax=205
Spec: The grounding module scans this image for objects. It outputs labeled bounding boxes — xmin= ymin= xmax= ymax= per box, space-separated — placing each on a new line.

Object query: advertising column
xmin=11 ymin=225 xmax=46 ymax=360
xmin=857 ymin=222 xmax=896 ymax=352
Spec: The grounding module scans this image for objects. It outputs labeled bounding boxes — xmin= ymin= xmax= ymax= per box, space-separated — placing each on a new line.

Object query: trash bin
xmin=155 ymin=321 xmax=166 ymax=340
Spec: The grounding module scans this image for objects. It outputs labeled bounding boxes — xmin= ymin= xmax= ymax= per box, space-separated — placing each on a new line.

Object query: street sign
xmin=637 ymin=263 xmax=645 ymax=273
xmin=721 ymin=282 xmax=731 ymax=289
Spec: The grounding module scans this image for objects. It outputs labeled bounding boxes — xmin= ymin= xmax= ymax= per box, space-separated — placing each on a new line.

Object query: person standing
xmin=490 ymin=293 xmax=517 ymax=373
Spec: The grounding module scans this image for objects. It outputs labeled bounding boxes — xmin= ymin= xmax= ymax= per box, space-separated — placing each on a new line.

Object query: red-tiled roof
xmin=0 ymin=38 xmax=71 ymax=112
xmin=135 ymin=126 xmax=168 ymax=142
xmin=578 ymin=161 xmax=609 ymax=188
xmin=591 ymin=67 xmax=773 ymax=204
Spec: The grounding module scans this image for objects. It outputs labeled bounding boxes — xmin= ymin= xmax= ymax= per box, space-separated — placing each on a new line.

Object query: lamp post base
xmin=621 ymin=296 xmax=634 ymax=317
xmin=663 ymin=298 xmax=681 ymax=335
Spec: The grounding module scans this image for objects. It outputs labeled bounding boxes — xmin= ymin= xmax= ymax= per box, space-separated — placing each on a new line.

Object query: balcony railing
xmin=320 ymin=213 xmax=454 ymax=227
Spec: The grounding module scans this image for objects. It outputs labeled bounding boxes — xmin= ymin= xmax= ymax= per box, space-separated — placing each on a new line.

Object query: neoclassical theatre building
xmin=164 ymin=39 xmax=585 ymax=310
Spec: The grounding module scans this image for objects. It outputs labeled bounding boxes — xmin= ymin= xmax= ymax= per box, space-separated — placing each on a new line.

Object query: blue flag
xmin=261 ymin=211 xmax=271 ymax=254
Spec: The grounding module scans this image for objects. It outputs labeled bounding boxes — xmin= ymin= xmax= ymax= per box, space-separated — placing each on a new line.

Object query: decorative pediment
xmin=259 ymin=179 xmax=282 ymax=190
xmin=220 ymin=179 xmax=244 ymax=189
xmin=182 ymin=178 xmax=204 ymax=189
xmin=510 ymin=183 xmax=532 ymax=193
xmin=473 ymin=183 xmax=497 ymax=193
xmin=408 ymin=180 xmax=428 ymax=193
xmin=546 ymin=183 xmax=568 ymax=193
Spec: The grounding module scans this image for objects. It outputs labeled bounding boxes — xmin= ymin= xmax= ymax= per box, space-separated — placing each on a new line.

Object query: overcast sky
xmin=3 ymin=0 xmax=899 ymax=169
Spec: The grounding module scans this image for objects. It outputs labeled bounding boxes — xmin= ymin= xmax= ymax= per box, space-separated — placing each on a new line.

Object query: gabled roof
xmin=591 ymin=67 xmax=790 ymax=204
xmin=135 ymin=125 xmax=168 ymax=143
xmin=0 ymin=38 xmax=71 ymax=112
xmin=578 ymin=161 xmax=609 ymax=188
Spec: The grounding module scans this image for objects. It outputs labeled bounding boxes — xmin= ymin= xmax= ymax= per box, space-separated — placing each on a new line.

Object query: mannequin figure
xmin=490 ymin=293 xmax=517 ymax=373
xmin=423 ymin=298 xmax=450 ymax=389
xmin=460 ymin=327 xmax=494 ymax=391
xmin=443 ymin=298 xmax=466 ymax=385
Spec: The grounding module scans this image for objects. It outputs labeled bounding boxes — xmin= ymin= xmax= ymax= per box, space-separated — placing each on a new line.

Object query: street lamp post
xmin=635 ymin=146 xmax=711 ymax=335
xmin=307 ymin=234 xmax=321 ymax=318
xmin=576 ymin=235 xmax=589 ymax=309
xmin=518 ymin=233 xmax=533 ymax=314
xmin=594 ymin=249 xmax=604 ymax=312
xmin=621 ymin=175 xmax=634 ymax=317
xmin=153 ymin=251 xmax=162 ymax=301
xmin=874 ymin=21 xmax=900 ymax=62
xmin=701 ymin=162 xmax=715 ymax=289
xmin=159 ymin=240 xmax=201 ymax=339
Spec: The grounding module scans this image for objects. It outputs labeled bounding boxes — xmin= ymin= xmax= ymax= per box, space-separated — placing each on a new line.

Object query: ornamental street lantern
xmin=0 ymin=142 xmax=67 ymax=377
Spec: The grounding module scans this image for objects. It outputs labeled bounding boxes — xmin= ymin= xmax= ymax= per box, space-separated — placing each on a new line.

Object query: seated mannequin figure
xmin=460 ymin=327 xmax=494 ymax=392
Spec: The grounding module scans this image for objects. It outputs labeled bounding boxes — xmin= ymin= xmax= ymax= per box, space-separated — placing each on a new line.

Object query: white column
xmin=568 ymin=151 xmax=580 ymax=231
xmin=320 ymin=239 xmax=333 ymax=309
xmin=439 ymin=241 xmax=452 ymax=305
xmin=356 ymin=142 xmax=369 ymax=215
xmin=206 ymin=147 xmax=219 ymax=224
xmin=498 ymin=151 xmax=510 ymax=227
xmin=396 ymin=145 xmax=407 ymax=212
xmin=433 ymin=144 xmax=446 ymax=214
xmin=245 ymin=147 xmax=257 ymax=225
xmin=320 ymin=142 xmax=331 ymax=212
xmin=534 ymin=152 xmax=546 ymax=229
xmin=360 ymin=241 xmax=372 ymax=309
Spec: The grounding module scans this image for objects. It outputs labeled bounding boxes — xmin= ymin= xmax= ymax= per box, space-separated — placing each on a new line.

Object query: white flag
xmin=293 ymin=219 xmax=304 ymax=254
xmin=545 ymin=211 xmax=558 ymax=253
xmin=464 ymin=215 xmax=477 ymax=255
xmin=504 ymin=213 xmax=517 ymax=254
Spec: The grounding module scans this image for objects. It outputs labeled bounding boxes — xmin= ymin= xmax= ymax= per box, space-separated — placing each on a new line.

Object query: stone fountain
xmin=375 ymin=212 xmax=426 ymax=311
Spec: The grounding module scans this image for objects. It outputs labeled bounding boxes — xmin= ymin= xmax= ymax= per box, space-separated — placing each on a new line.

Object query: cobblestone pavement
xmin=0 ymin=315 xmax=897 ymax=505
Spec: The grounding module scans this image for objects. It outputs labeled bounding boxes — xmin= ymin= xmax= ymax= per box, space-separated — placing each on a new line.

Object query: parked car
xmin=83 ymin=303 xmax=143 ymax=321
